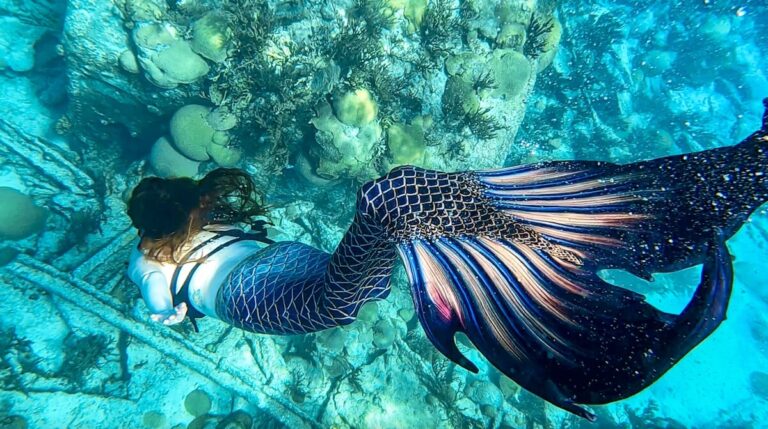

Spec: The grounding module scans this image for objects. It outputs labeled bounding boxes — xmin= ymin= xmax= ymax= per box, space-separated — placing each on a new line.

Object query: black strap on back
xmin=236 ymin=220 xmax=275 ymax=245
xmin=170 ymin=228 xmax=273 ymax=332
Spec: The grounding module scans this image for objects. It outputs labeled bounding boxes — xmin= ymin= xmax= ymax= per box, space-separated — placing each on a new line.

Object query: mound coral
xmin=142 ymin=411 xmax=166 ymax=429
xmin=184 ymin=388 xmax=212 ymax=417
xmin=124 ymin=0 xmax=166 ymax=21
xmin=356 ymin=301 xmax=379 ymax=323
xmin=167 ymin=104 xmax=241 ymax=167
xmin=133 ymin=23 xmax=210 ymax=88
xmin=372 ymin=319 xmax=397 ymax=348
xmin=464 ymin=380 xmax=503 ymax=418
xmin=207 ymin=136 xmax=242 ymax=168
xmin=496 ymin=22 xmax=526 ymax=51
xmin=170 ymin=104 xmax=214 ymax=161
xmin=442 ymin=76 xmax=480 ymax=117
xmin=489 ymin=49 xmax=531 ymax=100
xmin=310 ymin=100 xmax=382 ymax=180
xmin=318 ymin=328 xmax=347 ymax=353
xmin=0 ymin=187 xmax=47 ymax=241
xmin=388 ymin=0 xmax=428 ymax=33
xmin=118 ymin=49 xmax=140 ymax=74
xmin=149 ymin=136 xmax=200 ymax=177
xmin=191 ymin=12 xmax=232 ymax=63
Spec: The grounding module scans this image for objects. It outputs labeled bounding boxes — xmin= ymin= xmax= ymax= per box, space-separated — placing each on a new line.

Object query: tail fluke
xmin=394 ymin=228 xmax=734 ymax=417
xmin=667 ymin=231 xmax=734 ymax=359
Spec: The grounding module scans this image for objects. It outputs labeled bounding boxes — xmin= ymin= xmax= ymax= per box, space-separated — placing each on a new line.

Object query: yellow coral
xmin=207 ymin=134 xmax=242 ymax=167
xmin=333 ymin=89 xmax=378 ymax=127
xmin=388 ymin=0 xmax=427 ymax=33
xmin=310 ymin=101 xmax=382 ymax=180
xmin=149 ymin=136 xmax=200 ymax=177
xmin=489 ymin=49 xmax=531 ymax=100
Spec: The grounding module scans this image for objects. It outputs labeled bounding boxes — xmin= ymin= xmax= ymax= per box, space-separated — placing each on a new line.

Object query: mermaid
xmin=127 ymin=99 xmax=768 ymax=420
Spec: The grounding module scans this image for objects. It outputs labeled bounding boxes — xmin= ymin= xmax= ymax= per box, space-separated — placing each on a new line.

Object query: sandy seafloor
xmin=1 ymin=0 xmax=768 ymax=428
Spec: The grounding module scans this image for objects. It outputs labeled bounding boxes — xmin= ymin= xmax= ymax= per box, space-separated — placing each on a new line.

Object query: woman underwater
xmin=127 ymin=99 xmax=768 ymax=421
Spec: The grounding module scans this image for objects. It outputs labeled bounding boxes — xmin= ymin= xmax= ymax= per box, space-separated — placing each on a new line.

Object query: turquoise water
xmin=1 ymin=0 xmax=767 ymax=428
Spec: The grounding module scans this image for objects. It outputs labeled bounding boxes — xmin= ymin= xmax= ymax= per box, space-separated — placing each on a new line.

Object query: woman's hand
xmin=150 ymin=302 xmax=188 ymax=325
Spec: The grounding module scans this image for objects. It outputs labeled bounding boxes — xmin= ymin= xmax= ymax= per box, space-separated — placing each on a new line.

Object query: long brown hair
xmin=127 ymin=168 xmax=268 ymax=263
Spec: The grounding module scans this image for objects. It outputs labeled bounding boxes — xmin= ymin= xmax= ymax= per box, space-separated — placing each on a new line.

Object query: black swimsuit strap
xmin=169 ymin=234 xmax=221 ymax=304
xmin=170 ymin=232 xmax=245 ymax=332
xmin=215 ymin=225 xmax=275 ymax=244
xmin=168 ymin=227 xmax=273 ymax=332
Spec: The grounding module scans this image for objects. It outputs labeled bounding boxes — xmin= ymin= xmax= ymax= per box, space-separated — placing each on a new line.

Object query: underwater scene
xmin=2 ymin=0 xmax=768 ymax=428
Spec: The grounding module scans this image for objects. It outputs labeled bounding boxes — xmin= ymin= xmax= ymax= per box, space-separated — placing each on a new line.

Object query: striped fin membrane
xmin=384 ymin=163 xmax=733 ymax=420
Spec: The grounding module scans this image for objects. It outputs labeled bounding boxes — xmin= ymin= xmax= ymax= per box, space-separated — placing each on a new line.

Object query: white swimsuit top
xmin=126 ymin=226 xmax=266 ymax=319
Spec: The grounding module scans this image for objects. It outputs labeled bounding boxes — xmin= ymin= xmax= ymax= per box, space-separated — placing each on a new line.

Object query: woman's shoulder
xmin=127 ymin=245 xmax=166 ymax=282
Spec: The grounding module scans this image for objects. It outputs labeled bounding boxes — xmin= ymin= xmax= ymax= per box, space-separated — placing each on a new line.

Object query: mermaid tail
xmin=216 ymin=99 xmax=767 ymax=418
xmin=215 ymin=237 xmax=395 ymax=335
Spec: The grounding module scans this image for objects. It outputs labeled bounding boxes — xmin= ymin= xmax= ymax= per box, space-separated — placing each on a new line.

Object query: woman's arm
xmin=127 ymin=247 xmax=187 ymax=325
xmin=141 ymin=271 xmax=187 ymax=325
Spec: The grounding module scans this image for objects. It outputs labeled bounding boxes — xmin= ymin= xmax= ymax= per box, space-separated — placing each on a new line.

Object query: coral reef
xmin=45 ymin=0 xmax=559 ymax=204
xmin=385 ymin=119 xmax=428 ymax=167
xmin=334 ymin=88 xmax=379 ymax=128
xmin=309 ymin=99 xmax=383 ymax=181
xmin=522 ymin=13 xmax=555 ymax=59
xmin=132 ymin=23 xmax=211 ymax=88
xmin=142 ymin=410 xmax=166 ymax=429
